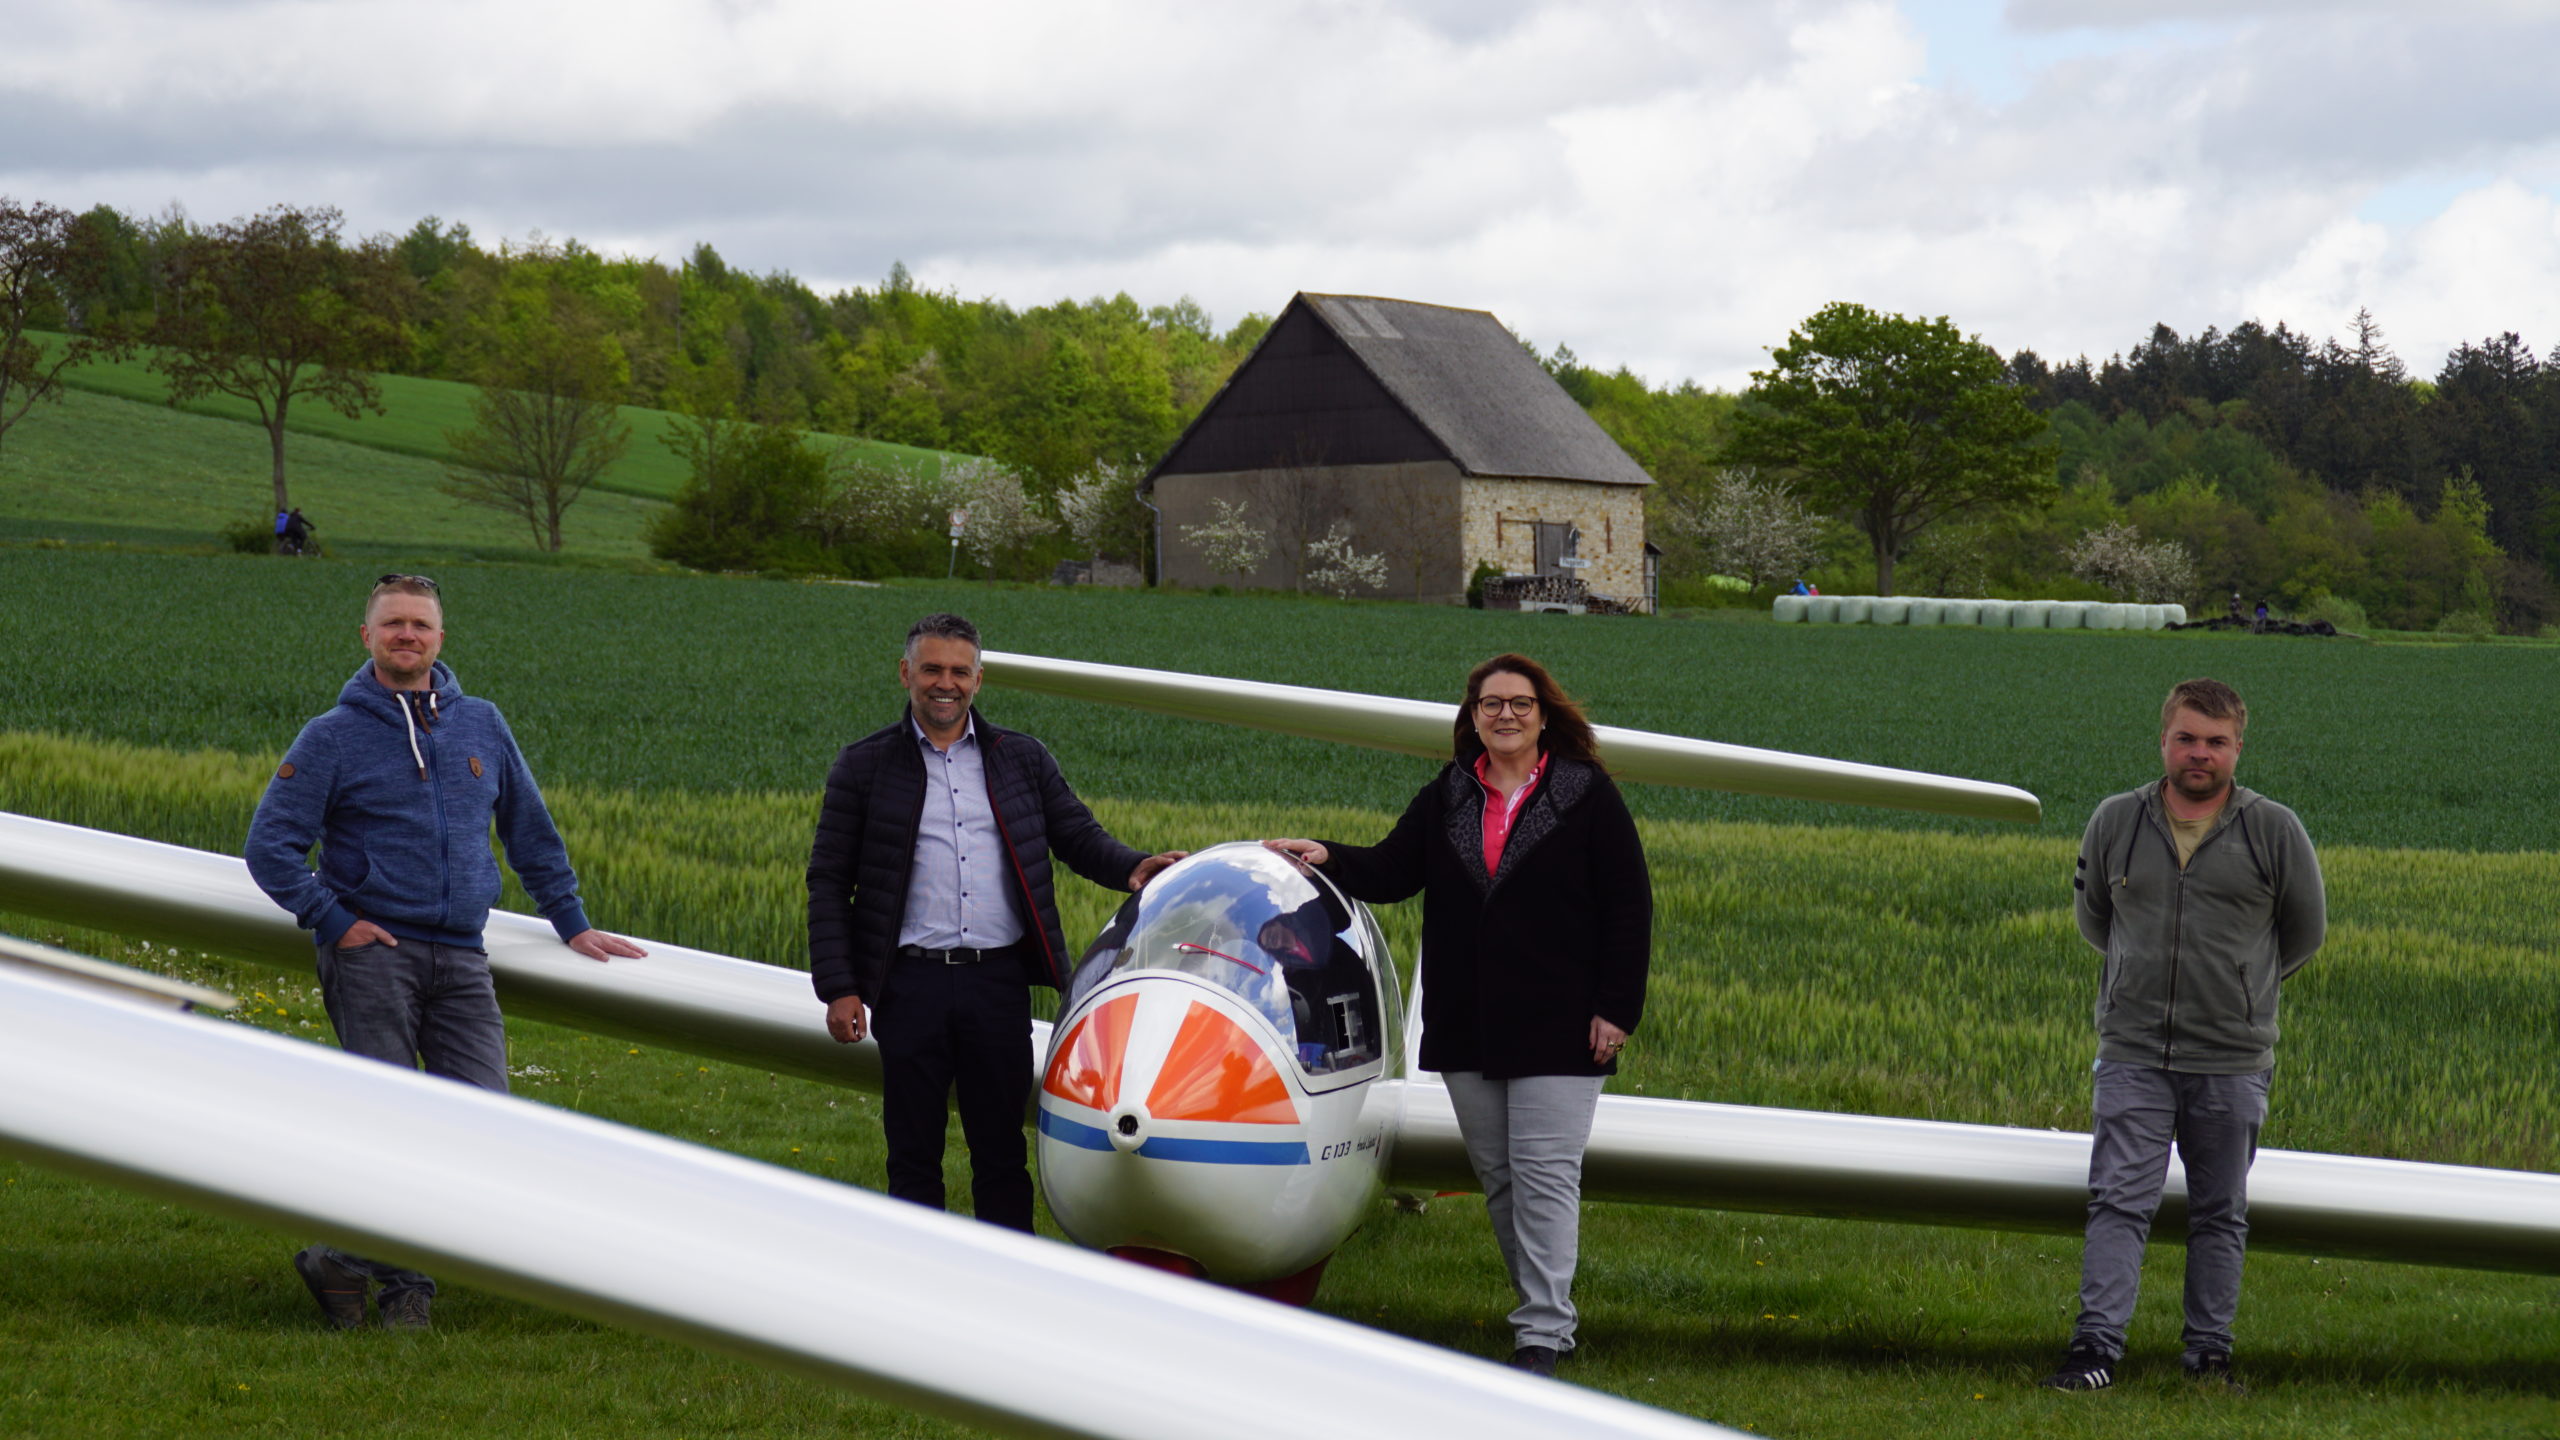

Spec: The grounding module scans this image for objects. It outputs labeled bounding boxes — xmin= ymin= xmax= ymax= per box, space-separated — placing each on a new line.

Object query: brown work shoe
xmin=292 ymin=1247 xmax=368 ymax=1330
xmin=379 ymin=1290 xmax=432 ymax=1330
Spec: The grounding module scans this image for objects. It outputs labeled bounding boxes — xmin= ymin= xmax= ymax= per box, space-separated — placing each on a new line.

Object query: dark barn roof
xmin=1150 ymin=293 xmax=1652 ymax=487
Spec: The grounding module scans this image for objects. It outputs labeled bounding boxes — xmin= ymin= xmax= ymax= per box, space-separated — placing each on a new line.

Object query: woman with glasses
xmin=1265 ymin=653 xmax=1650 ymax=1376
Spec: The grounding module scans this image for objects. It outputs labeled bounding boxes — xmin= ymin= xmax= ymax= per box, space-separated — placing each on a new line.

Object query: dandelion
xmin=627 ymin=1048 xmax=640 ymax=1055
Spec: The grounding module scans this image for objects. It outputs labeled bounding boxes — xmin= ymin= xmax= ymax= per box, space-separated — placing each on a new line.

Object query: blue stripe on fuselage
xmin=1038 ymin=1109 xmax=1115 ymax=1152
xmin=1036 ymin=1110 xmax=1310 ymax=1166
xmin=1134 ymin=1135 xmax=1310 ymax=1166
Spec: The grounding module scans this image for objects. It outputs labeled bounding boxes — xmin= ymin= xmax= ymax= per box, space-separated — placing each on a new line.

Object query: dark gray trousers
xmin=308 ymin=938 xmax=512 ymax=1301
xmin=2072 ymin=1060 xmax=2271 ymax=1360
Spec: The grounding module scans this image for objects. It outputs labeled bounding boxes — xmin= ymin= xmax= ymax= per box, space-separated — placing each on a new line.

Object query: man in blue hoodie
xmin=246 ymin=574 xmax=644 ymax=1330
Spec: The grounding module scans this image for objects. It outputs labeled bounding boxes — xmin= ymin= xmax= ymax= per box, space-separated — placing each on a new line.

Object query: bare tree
xmin=149 ymin=205 xmax=415 ymax=514
xmin=1663 ymin=468 xmax=1824 ymax=594
xmin=0 ymin=197 xmax=119 ymax=462
xmin=441 ymin=303 xmax=632 ymax=552
xmin=1367 ymin=472 xmax=1457 ymax=600
xmin=1248 ymin=444 xmax=1347 ymax=591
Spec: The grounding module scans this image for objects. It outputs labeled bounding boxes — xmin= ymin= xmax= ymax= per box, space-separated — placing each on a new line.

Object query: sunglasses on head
xmin=373 ymin=574 xmax=439 ymax=590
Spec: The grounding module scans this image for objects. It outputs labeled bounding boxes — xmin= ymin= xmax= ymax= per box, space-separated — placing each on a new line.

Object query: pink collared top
xmin=1472 ymin=750 xmax=1546 ymax=875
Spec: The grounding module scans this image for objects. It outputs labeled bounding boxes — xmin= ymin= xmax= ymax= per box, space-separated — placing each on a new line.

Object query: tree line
xmin=5 ymin=195 xmax=2551 ymax=629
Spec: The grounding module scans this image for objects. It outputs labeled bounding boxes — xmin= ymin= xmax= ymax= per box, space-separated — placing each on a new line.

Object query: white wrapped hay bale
xmin=2014 ymin=599 xmax=2054 ymax=628
xmin=1869 ymin=597 xmax=1911 ymax=625
xmin=1773 ymin=595 xmax=1810 ymax=623
xmin=1940 ymin=599 xmax=1981 ymax=625
xmin=1973 ymin=599 xmax=2013 ymax=628
xmin=1836 ymin=596 xmax=1873 ymax=624
xmin=2163 ymin=603 xmax=2187 ymax=626
xmin=1907 ymin=598 xmax=1945 ymax=626
xmin=2047 ymin=602 xmax=2090 ymax=629
xmin=1807 ymin=595 xmax=1840 ymax=623
xmin=2085 ymin=603 xmax=2124 ymax=631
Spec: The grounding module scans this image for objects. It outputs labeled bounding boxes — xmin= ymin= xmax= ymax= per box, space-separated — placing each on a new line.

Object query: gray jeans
xmin=1441 ymin=1071 xmax=1607 ymax=1351
xmin=308 ymin=937 xmax=513 ymax=1300
xmin=2073 ymin=1060 xmax=2271 ymax=1360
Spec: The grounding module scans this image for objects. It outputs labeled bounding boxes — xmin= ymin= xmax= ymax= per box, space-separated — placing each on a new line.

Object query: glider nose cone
xmin=1108 ymin=1102 xmax=1150 ymax=1154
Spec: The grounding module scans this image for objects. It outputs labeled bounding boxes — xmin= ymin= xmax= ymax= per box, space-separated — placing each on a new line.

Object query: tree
xmin=440 ymin=299 xmax=631 ymax=551
xmin=1054 ymin=459 xmax=1153 ymax=568
xmin=1662 ymin=467 xmax=1823 ymax=594
xmin=645 ymin=417 xmax=831 ymax=572
xmin=1725 ymin=303 xmax=2057 ymax=595
xmin=2067 ymin=521 xmax=2200 ymax=604
xmin=944 ymin=458 xmax=1054 ymax=576
xmin=1180 ymin=499 xmax=1269 ymax=584
xmin=1302 ymin=520 xmax=1387 ymax=597
xmin=148 ymin=205 xmax=414 ymax=514
xmin=0 ymin=197 xmax=119 ymax=461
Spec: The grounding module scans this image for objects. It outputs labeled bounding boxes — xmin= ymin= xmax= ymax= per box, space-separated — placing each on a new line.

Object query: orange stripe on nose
xmin=1147 ymin=1002 xmax=1298 ymax=1124
xmin=1043 ymin=994 xmax=1137 ymax=1110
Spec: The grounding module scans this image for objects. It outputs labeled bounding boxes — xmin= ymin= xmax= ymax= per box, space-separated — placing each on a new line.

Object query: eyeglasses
xmin=1474 ymin=695 xmax=1539 ymax=718
xmin=374 ymin=574 xmax=439 ymax=590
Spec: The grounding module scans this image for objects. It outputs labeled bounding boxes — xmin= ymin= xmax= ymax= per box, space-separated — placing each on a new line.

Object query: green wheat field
xmin=3 ymin=533 xmax=2556 ymax=1432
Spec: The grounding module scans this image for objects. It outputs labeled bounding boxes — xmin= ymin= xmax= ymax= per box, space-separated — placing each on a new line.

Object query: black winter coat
xmin=805 ymin=708 xmax=1145 ymax=1006
xmin=1319 ymin=756 xmax=1650 ymax=1079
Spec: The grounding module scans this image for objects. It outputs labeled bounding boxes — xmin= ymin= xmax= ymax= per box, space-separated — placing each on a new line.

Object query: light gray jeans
xmin=1441 ymin=1071 xmax=1607 ymax=1351
xmin=2072 ymin=1060 xmax=2271 ymax=1360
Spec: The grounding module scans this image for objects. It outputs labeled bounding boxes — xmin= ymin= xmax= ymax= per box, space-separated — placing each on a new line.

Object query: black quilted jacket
xmin=805 ymin=708 xmax=1145 ymax=1006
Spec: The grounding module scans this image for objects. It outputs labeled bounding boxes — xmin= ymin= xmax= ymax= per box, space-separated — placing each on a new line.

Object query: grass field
xmin=3 ymin=726 xmax=2556 ymax=1437
xmin=0 ymin=388 xmax=664 ymax=560
xmin=27 ymin=331 xmax=965 ymax=501
xmin=1 ymin=549 xmax=2553 ymax=850
xmin=1 ymin=535 xmax=2555 ymax=1437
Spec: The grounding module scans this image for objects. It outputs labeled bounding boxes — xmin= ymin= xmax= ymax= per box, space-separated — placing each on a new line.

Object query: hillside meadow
xmin=1 ymin=548 xmax=2555 ymax=1439
xmin=35 ymin=332 xmax=962 ymax=502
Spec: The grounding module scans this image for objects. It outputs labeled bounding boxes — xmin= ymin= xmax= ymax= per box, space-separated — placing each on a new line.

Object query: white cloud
xmin=4 ymin=0 xmax=2560 ymax=387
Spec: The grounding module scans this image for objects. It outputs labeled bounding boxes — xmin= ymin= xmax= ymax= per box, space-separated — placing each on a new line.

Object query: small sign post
xmin=946 ymin=508 xmax=970 ymax=578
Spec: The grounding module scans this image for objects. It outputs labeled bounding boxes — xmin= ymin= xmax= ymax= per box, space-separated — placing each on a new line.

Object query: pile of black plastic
xmin=2165 ymin=616 xmax=2340 ymax=637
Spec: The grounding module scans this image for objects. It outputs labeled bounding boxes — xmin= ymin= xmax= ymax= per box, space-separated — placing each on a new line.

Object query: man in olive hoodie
xmin=246 ymin=575 xmax=644 ymax=1330
xmin=2042 ymin=678 xmax=2325 ymax=1394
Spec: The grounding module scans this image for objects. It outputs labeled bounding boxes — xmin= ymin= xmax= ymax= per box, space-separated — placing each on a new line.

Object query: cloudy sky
xmin=7 ymin=0 xmax=2558 ymax=389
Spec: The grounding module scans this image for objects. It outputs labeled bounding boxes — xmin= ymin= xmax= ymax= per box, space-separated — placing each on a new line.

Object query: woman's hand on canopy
xmin=1261 ymin=838 xmax=1329 ymax=871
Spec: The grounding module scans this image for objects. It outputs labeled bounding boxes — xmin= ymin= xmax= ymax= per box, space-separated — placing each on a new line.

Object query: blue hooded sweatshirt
xmin=245 ymin=660 xmax=591 ymax=950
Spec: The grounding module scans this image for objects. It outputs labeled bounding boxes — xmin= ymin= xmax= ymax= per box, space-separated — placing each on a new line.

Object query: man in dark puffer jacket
xmin=807 ymin=613 xmax=1181 ymax=1231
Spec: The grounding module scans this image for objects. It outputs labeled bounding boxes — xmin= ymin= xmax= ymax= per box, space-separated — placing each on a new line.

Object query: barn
xmin=1146 ymin=293 xmax=1654 ymax=607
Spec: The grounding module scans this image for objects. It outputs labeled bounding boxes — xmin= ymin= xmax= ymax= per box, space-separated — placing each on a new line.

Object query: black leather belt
xmin=900 ymin=943 xmax=1016 ymax=964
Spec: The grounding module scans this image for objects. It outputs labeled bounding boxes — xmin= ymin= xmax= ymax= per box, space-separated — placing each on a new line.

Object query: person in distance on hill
xmin=1263 ymin=653 xmax=1650 ymax=1379
xmin=2041 ymin=677 xmax=2325 ymax=1395
xmin=806 ymin=612 xmax=1184 ymax=1232
xmin=245 ymin=573 xmax=646 ymax=1331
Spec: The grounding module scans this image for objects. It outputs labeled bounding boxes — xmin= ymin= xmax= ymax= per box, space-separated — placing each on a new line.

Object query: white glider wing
xmin=981 ymin=650 xmax=2043 ymax=824
xmin=0 ymin=951 xmax=1743 ymax=1440
xmin=1387 ymin=1080 xmax=2560 ymax=1274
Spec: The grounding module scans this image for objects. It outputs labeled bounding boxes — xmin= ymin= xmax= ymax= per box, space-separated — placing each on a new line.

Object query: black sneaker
xmin=2182 ymin=1349 xmax=2246 ymax=1394
xmin=292 ymin=1248 xmax=367 ymax=1331
xmin=1506 ymin=1345 xmax=1559 ymax=1377
xmin=379 ymin=1289 xmax=432 ymax=1330
xmin=2039 ymin=1342 xmax=2116 ymax=1391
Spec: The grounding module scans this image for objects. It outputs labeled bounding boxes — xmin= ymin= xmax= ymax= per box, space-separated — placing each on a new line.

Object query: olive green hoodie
xmin=2073 ymin=781 xmax=2326 ymax=1074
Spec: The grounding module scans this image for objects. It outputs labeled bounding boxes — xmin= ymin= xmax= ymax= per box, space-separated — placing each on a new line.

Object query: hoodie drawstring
xmin=398 ymin=692 xmax=430 ymax=779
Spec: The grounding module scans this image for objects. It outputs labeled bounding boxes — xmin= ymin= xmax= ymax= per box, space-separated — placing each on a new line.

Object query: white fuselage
xmin=1033 ymin=844 xmax=1405 ymax=1284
